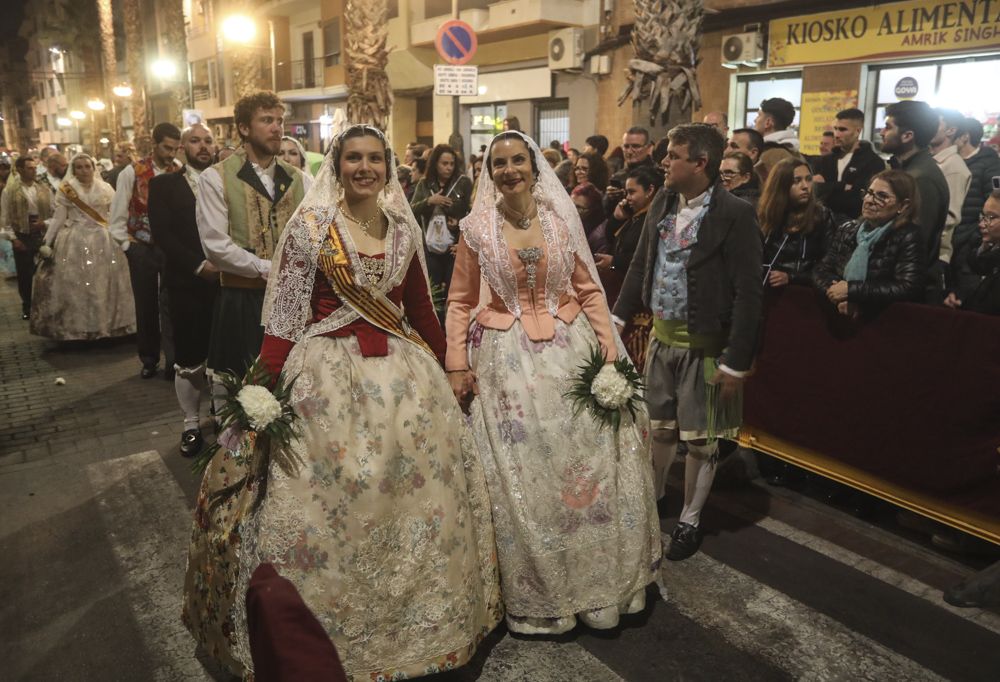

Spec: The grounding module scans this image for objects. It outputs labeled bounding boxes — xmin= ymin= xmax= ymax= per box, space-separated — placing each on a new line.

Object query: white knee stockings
xmin=651 ymin=429 xmax=680 ymax=500
xmin=679 ymin=442 xmax=718 ymax=527
xmin=174 ymin=364 xmax=207 ymax=431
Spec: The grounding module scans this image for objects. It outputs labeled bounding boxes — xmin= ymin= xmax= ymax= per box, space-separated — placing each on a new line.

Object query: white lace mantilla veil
xmin=458 ymin=130 xmax=628 ymax=359
xmin=261 ymin=124 xmax=433 ymax=366
xmin=64 ymin=152 xmax=115 ymax=203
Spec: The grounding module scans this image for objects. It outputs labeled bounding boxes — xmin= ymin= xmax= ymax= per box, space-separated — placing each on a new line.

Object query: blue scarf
xmin=843 ymin=220 xmax=893 ymax=282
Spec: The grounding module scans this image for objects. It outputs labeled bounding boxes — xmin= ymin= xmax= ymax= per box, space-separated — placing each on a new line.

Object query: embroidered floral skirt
xmin=467 ymin=316 xmax=662 ymax=619
xmin=30 ymin=224 xmax=135 ymax=340
xmin=182 ymin=334 xmax=502 ymax=680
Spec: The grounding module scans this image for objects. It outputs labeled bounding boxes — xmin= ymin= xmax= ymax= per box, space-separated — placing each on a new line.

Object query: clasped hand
xmin=448 ymin=369 xmax=478 ymax=414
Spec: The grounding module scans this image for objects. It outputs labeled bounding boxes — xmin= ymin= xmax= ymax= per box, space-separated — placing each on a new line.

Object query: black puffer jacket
xmin=962 ymin=243 xmax=1000 ymax=315
xmin=730 ymin=174 xmax=761 ymax=209
xmin=762 ymin=205 xmax=837 ymax=286
xmin=813 ymin=219 xmax=924 ymax=309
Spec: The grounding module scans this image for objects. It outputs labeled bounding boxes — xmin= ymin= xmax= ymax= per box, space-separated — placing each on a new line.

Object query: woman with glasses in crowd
xmin=944 ymin=189 xmax=1000 ymax=315
xmin=759 ymin=157 xmax=836 ymax=289
xmin=814 ymin=169 xmax=923 ymax=316
xmin=720 ymin=150 xmax=760 ymax=208
xmin=573 ymin=152 xmax=610 ymax=194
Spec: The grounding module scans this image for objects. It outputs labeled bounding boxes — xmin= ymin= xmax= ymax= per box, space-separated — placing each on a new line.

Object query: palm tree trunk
xmin=620 ymin=0 xmax=703 ymax=137
xmin=96 ymin=0 xmax=119 ymax=145
xmin=160 ymin=0 xmax=189 ymax=126
xmin=123 ymin=0 xmax=150 ymax=154
xmin=345 ymin=0 xmax=392 ymax=130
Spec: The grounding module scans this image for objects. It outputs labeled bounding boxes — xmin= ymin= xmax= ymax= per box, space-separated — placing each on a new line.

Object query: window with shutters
xmin=323 ymin=19 xmax=340 ymax=68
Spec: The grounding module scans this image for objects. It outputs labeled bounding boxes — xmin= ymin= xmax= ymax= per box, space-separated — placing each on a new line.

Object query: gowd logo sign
xmin=894 ymin=77 xmax=919 ymax=100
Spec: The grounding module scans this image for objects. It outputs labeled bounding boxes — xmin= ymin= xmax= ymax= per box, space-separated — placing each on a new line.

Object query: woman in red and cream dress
xmin=183 ymin=125 xmax=500 ymax=680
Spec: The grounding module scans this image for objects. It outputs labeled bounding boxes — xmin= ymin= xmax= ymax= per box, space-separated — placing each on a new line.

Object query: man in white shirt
xmin=1 ymin=157 xmax=54 ymax=318
xmin=109 ymin=122 xmax=182 ymax=378
xmin=930 ymin=108 xmax=973 ymax=275
xmin=196 ymin=91 xmax=310 ymax=378
xmin=613 ymin=124 xmax=762 ymax=561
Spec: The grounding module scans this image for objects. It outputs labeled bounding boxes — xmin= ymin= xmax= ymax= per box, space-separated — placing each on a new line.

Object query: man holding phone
xmin=605 ymin=127 xmax=656 ymax=215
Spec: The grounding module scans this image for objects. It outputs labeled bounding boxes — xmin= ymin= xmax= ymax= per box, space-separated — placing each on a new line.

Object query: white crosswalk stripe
xmin=661 ymin=535 xmax=943 ymax=682
xmin=709 ymin=495 xmax=1000 ymax=637
xmin=476 ymin=637 xmax=624 ymax=681
xmin=86 ymin=451 xmax=211 ymax=682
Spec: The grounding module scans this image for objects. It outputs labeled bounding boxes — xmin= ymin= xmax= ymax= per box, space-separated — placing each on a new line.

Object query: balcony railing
xmin=288 ymin=58 xmax=325 ymax=90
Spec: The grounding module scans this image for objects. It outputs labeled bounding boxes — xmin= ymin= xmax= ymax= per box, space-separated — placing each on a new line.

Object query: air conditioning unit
xmin=721 ymin=31 xmax=764 ymax=68
xmin=548 ymin=28 xmax=584 ymax=71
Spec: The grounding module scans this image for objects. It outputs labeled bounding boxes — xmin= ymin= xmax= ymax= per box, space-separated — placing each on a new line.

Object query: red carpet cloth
xmin=744 ymin=286 xmax=1000 ymax=495
xmin=247 ymin=563 xmax=348 ymax=682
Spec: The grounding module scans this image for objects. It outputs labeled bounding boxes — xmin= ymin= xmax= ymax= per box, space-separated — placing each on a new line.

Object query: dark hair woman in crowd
xmin=758 ymin=157 xmax=836 ymax=288
xmin=947 ymin=189 xmax=1000 ymax=315
xmin=573 ymin=152 xmax=610 ymax=194
xmin=598 ymin=164 xmax=661 ymax=365
xmin=813 ymin=169 xmax=923 ymax=316
xmin=410 ymin=143 xmax=473 ymax=307
xmin=720 ymin=151 xmax=760 ymax=207
xmin=570 ymin=182 xmax=608 ymax=255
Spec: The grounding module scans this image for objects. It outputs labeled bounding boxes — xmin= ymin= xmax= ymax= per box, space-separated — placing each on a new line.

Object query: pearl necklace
xmin=339 ymin=201 xmax=382 ymax=236
xmin=499 ymin=200 xmax=538 ymax=230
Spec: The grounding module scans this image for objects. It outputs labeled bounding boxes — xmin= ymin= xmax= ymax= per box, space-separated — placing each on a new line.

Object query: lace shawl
xmin=261 ymin=126 xmax=431 ymax=360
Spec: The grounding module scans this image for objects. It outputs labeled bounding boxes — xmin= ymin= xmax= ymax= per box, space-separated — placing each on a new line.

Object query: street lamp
xmin=56 ymin=117 xmax=71 ymax=127
xmin=112 ymin=84 xmax=133 ymax=98
xmin=151 ymin=59 xmax=178 ymax=80
xmin=221 ymin=15 xmax=256 ymax=44
xmin=87 ymin=99 xmax=106 ymax=112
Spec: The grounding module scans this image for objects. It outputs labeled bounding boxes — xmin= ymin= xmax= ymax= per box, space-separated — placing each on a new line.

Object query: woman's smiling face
xmin=489 ymin=137 xmax=533 ymax=199
xmin=338 ymin=134 xmax=387 ymax=202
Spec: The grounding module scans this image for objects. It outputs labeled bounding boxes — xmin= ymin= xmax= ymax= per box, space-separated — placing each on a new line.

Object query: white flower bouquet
xmin=565 ymin=346 xmax=644 ymax=432
xmin=191 ymin=357 xmax=300 ymax=476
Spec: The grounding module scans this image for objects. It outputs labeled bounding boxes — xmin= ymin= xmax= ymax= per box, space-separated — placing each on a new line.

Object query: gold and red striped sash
xmin=61 ymin=184 xmax=108 ymax=227
xmin=316 ymin=220 xmax=434 ymax=358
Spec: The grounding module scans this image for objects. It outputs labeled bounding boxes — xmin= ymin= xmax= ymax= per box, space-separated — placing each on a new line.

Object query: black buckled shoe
xmin=666 ymin=522 xmax=703 ymax=561
xmin=180 ymin=429 xmax=204 ymax=458
xmin=140 ymin=364 xmax=158 ymax=379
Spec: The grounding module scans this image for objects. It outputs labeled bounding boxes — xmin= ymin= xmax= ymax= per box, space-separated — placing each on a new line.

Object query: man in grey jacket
xmin=613 ymin=124 xmax=763 ymax=561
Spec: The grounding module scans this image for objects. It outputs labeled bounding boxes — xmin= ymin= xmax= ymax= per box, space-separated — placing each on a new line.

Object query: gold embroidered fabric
xmin=467 ymin=316 xmax=662 ymax=618
xmin=183 ymin=334 xmax=502 ymax=679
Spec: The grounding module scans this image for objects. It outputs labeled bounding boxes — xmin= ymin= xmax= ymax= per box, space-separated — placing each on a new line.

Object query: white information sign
xmin=434 ymin=65 xmax=478 ymax=97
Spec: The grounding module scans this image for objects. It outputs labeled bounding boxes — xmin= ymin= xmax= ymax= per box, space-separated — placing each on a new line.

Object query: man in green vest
xmin=196 ymin=91 xmax=309 ymax=380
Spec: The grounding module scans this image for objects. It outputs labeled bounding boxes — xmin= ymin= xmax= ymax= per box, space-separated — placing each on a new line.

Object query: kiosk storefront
xmin=723 ymin=0 xmax=1000 ymax=155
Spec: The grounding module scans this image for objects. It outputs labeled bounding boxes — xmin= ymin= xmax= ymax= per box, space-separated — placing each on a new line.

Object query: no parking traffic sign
xmin=435 ymin=20 xmax=478 ymax=66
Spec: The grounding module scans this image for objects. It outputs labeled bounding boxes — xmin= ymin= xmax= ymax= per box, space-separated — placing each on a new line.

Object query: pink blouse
xmin=445 ymin=237 xmax=617 ymax=371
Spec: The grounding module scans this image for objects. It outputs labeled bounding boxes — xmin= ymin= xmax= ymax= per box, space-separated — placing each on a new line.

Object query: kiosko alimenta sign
xmin=769 ymin=0 xmax=1000 ymax=67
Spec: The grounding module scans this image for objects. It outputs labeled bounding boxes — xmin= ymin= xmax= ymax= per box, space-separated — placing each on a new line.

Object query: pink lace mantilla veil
xmin=458 ymin=130 xmax=629 ymax=359
xmin=261 ymin=124 xmax=433 ymax=360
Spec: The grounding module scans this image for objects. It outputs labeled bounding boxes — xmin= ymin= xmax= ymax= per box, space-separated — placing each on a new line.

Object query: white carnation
xmin=590 ymin=364 xmax=634 ymax=409
xmin=237 ymin=385 xmax=283 ymax=430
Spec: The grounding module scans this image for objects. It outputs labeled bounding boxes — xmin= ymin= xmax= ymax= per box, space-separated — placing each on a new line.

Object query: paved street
xmin=2 ymin=275 xmax=999 ymax=682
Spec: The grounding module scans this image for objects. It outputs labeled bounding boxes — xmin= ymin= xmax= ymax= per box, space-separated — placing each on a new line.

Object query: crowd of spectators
xmin=391 ymin=96 xmax=999 ymax=322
